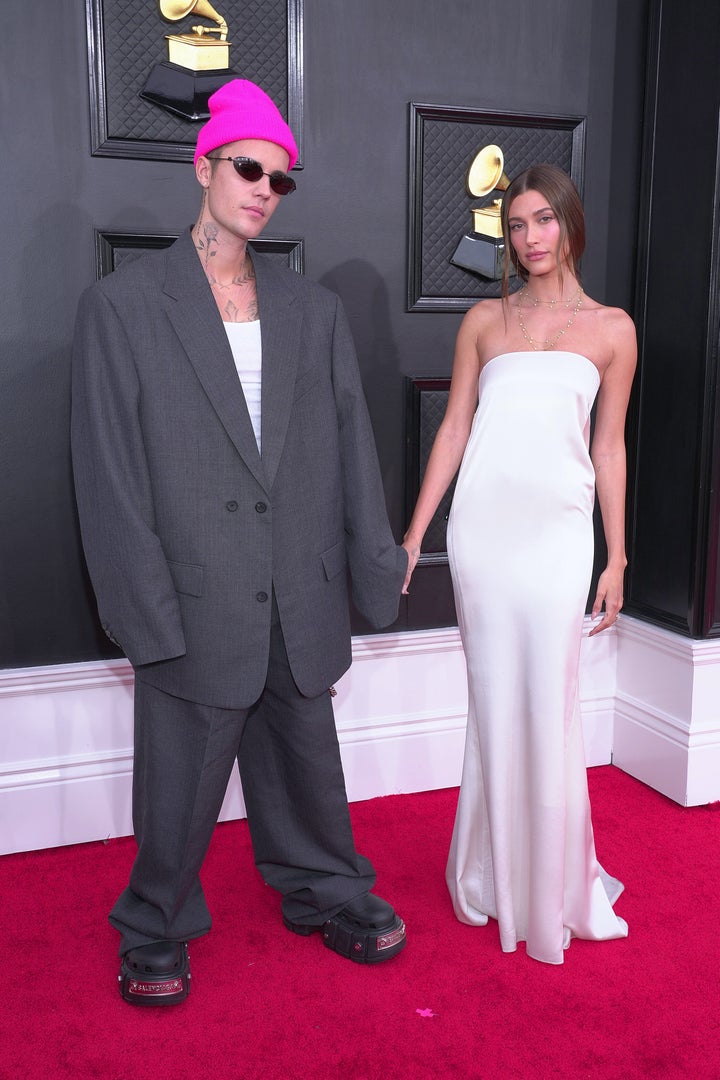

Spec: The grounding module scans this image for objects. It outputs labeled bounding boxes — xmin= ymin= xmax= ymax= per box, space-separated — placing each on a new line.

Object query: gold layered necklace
xmin=516 ymin=286 xmax=584 ymax=351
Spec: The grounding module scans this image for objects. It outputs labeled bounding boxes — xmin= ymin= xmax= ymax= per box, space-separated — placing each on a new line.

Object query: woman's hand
xmin=589 ymin=564 xmax=625 ymax=636
xmin=401 ymin=538 xmax=421 ymax=594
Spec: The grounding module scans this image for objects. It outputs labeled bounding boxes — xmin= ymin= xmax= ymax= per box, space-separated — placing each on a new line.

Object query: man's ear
xmin=195 ymin=156 xmax=211 ymax=188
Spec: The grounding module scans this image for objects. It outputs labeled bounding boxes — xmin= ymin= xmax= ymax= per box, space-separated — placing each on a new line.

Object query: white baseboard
xmin=0 ymin=660 xmax=135 ymax=854
xmin=0 ymin=630 xmax=470 ymax=855
xmin=613 ymin=616 xmax=720 ymax=806
xmin=1 ymin=614 xmax=718 ymax=854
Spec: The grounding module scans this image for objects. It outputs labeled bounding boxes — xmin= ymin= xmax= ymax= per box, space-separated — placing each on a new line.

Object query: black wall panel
xmin=1 ymin=0 xmax=646 ymax=669
xmin=626 ymin=0 xmax=720 ymax=636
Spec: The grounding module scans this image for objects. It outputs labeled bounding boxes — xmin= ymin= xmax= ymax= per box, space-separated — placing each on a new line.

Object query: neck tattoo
xmin=517 ymin=286 xmax=584 ymax=351
xmin=193 ymin=219 xmax=254 ymax=290
xmin=208 ymin=254 xmax=254 ymax=290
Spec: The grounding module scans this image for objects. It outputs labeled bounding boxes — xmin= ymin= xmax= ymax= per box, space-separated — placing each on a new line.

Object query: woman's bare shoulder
xmin=462 ymin=297 xmax=505 ymax=331
xmin=583 ymin=295 xmax=634 ymax=330
xmin=582 ymin=297 xmax=636 ymax=348
xmin=580 ymin=298 xmax=636 ymax=381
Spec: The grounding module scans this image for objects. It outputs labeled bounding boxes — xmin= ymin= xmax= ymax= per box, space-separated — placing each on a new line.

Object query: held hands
xmin=401 ymin=537 xmax=421 ymax=594
xmin=589 ymin=564 xmax=625 ymax=636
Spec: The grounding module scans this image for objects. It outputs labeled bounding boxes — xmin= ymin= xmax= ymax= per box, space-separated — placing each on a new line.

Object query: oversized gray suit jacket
xmin=71 ymin=229 xmax=407 ymax=709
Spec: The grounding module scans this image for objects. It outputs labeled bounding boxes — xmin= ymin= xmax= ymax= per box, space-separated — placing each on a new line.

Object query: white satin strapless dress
xmin=445 ymin=352 xmax=628 ymax=964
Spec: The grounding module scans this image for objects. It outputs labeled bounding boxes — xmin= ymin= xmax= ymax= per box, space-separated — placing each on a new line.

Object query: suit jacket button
xmin=256 ymin=591 xmax=268 ymax=603
xmin=226 ymin=501 xmax=238 ymax=512
xmin=255 ymin=501 xmax=267 ymax=513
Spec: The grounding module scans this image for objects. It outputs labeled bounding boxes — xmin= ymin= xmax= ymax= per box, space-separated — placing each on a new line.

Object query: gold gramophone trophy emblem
xmin=140 ymin=0 xmax=237 ymax=121
xmin=451 ymin=145 xmax=512 ymax=281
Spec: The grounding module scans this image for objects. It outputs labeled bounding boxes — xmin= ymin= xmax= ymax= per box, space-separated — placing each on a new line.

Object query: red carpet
xmin=2 ymin=766 xmax=719 ymax=1079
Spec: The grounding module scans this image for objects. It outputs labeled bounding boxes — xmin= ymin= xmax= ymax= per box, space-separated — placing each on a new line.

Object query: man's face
xmin=196 ymin=139 xmax=291 ymax=243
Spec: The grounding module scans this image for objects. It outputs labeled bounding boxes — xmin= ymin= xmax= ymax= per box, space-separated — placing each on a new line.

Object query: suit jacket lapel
xmin=162 ymin=231 xmax=268 ymax=491
xmin=252 ymin=251 xmax=302 ymax=491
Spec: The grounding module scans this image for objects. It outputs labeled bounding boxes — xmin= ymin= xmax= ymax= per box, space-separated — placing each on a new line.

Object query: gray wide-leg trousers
xmin=109 ymin=604 xmax=375 ymax=954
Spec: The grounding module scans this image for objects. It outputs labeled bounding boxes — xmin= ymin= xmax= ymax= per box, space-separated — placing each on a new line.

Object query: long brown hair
xmin=500 ymin=164 xmax=585 ymax=300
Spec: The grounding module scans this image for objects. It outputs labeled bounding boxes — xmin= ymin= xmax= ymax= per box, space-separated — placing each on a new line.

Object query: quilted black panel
xmin=406 ymin=379 xmax=455 ymax=557
xmin=87 ymin=0 xmax=298 ymax=159
xmin=419 ymin=387 xmax=455 ymax=554
xmin=408 ymin=106 xmax=585 ymax=311
xmin=95 ymin=231 xmax=304 ymax=278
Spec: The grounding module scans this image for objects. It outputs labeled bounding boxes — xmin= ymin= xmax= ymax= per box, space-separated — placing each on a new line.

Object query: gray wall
xmin=0 ymin=0 xmax=646 ymax=667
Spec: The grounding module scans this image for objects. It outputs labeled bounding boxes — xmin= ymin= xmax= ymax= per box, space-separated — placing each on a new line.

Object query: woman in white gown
xmin=402 ymin=165 xmax=636 ymax=964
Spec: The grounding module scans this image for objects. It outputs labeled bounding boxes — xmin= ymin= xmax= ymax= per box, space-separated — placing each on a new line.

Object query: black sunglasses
xmin=206 ymin=155 xmax=296 ymax=196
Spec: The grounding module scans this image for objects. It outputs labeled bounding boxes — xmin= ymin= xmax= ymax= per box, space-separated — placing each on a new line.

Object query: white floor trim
xmin=1 ymin=614 xmax=718 ymax=854
xmin=613 ymin=616 xmax=720 ymax=806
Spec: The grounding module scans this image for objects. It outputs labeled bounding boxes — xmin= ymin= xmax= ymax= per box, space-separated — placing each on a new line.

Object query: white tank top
xmin=223 ymin=320 xmax=262 ymax=452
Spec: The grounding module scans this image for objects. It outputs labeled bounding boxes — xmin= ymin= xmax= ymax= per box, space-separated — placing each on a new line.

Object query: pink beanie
xmin=194 ymin=79 xmax=298 ymax=168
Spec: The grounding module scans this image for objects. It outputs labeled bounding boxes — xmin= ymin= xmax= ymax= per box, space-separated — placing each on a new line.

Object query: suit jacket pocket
xmin=167 ymin=559 xmax=204 ymax=597
xmin=321 ymin=541 xmax=347 ymax=581
xmin=293 ymin=367 xmax=322 ymax=401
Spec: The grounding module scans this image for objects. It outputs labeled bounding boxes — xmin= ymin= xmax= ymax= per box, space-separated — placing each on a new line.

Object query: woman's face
xmin=506 ymin=189 xmax=566 ymax=277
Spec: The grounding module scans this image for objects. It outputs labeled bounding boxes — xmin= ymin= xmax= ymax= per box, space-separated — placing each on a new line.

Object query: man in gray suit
xmin=71 ymin=79 xmax=408 ymax=1005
